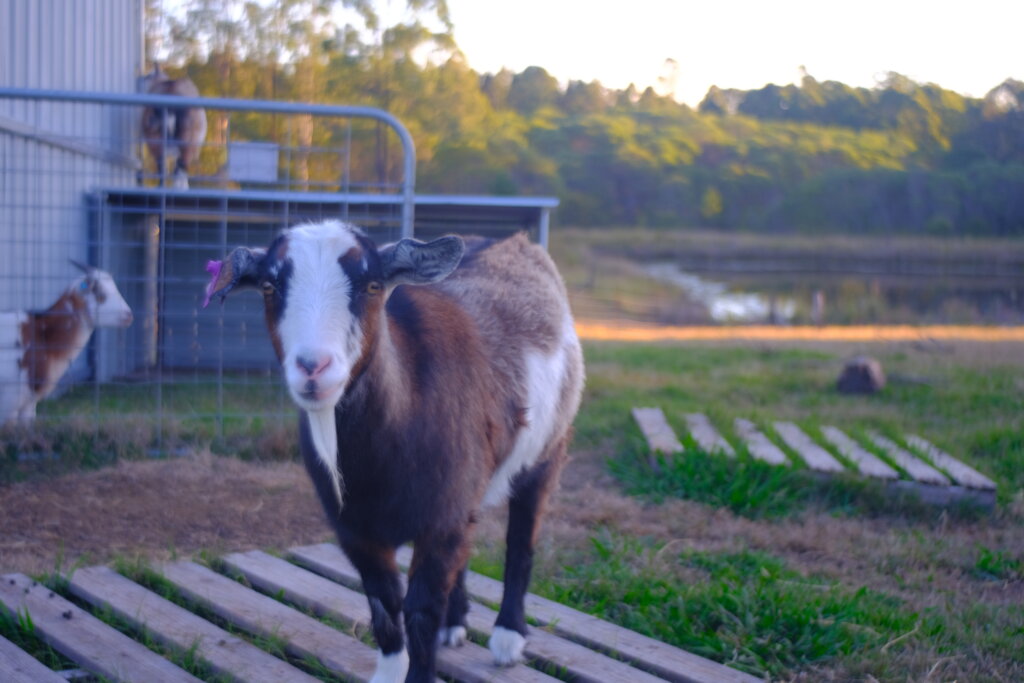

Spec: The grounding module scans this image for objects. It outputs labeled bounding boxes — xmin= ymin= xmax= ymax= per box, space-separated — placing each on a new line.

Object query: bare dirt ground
xmin=0 ymin=443 xmax=620 ymax=576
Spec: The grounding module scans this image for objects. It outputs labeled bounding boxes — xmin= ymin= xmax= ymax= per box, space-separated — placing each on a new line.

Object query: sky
xmin=444 ymin=0 xmax=1023 ymax=106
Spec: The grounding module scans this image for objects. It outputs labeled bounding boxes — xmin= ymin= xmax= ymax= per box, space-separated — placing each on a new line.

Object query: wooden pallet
xmin=0 ymin=545 xmax=757 ymax=683
xmin=632 ymin=408 xmax=996 ymax=508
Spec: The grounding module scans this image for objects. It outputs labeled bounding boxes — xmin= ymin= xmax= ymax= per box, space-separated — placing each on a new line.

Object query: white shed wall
xmin=0 ymin=0 xmax=143 ymax=310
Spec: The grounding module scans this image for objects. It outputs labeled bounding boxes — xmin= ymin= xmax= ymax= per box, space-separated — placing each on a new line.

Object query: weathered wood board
xmin=632 ymin=407 xmax=683 ymax=459
xmin=868 ymin=432 xmax=950 ymax=486
xmin=773 ymin=421 xmax=845 ymax=473
xmin=0 ymin=634 xmax=67 ymax=683
xmin=222 ymin=550 xmax=546 ymax=683
xmin=0 ymin=573 xmax=200 ymax=683
xmin=685 ymin=413 xmax=736 ymax=456
xmin=734 ymin=418 xmax=790 ymax=465
xmin=67 ymin=565 xmax=319 ymax=683
xmin=389 ymin=545 xmax=759 ymax=683
xmin=905 ymin=434 xmax=996 ymax=490
xmin=160 ymin=560 xmax=379 ymax=682
xmin=820 ymin=426 xmax=900 ymax=479
xmin=0 ymin=547 xmax=758 ymax=683
xmin=288 ymin=543 xmax=670 ymax=683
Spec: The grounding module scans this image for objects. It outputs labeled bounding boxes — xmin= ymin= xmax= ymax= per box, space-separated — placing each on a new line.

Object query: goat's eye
xmin=261 ymin=281 xmax=276 ymax=295
xmin=366 ymin=281 xmax=383 ymax=295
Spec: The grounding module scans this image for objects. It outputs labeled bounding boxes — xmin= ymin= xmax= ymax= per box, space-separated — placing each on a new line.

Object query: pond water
xmin=644 ymin=261 xmax=1024 ymax=326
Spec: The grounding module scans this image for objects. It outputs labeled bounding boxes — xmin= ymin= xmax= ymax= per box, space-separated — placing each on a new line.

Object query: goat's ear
xmin=378 ymin=235 xmax=464 ymax=287
xmin=203 ymin=246 xmax=265 ymax=308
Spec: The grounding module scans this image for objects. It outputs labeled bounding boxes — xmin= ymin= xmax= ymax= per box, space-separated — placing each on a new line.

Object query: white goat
xmin=0 ymin=262 xmax=133 ymax=426
xmin=206 ymin=222 xmax=584 ymax=683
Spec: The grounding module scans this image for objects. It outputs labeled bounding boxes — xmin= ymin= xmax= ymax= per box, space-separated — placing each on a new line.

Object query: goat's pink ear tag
xmin=202 ymin=260 xmax=225 ymax=308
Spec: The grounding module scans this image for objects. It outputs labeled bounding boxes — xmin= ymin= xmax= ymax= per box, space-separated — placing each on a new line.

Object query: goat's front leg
xmin=342 ymin=541 xmax=407 ymax=683
xmin=405 ymin=532 xmax=470 ymax=683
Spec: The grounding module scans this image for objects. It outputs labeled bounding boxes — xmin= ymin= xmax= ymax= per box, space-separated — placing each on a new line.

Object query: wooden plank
xmin=772 ymin=422 xmax=845 ymax=473
xmin=224 ymin=551 xmax=525 ymax=683
xmin=684 ymin=413 xmax=735 ymax=456
xmin=67 ymin=565 xmax=319 ymax=683
xmin=868 ymin=432 xmax=950 ymax=486
xmin=733 ymin=418 xmax=789 ymax=465
xmin=905 ymin=435 xmax=996 ymax=491
xmin=632 ymin=407 xmax=683 ymax=457
xmin=389 ymin=546 xmax=756 ymax=683
xmin=158 ymin=560 xmax=377 ymax=682
xmin=0 ymin=634 xmax=66 ymax=683
xmin=0 ymin=573 xmax=200 ymax=683
xmin=288 ymin=544 xmax=671 ymax=683
xmin=820 ymin=426 xmax=900 ymax=480
xmin=889 ymin=480 xmax=996 ymax=509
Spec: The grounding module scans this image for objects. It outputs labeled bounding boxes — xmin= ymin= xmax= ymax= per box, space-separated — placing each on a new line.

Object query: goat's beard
xmin=307 ymin=407 xmax=344 ymax=511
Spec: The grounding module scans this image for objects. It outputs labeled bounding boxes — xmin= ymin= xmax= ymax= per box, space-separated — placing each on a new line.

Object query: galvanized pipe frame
xmin=0 ymin=87 xmax=418 ymax=238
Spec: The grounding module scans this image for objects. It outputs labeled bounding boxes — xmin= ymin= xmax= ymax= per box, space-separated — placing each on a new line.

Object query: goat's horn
xmin=69 ymin=259 xmax=93 ymax=273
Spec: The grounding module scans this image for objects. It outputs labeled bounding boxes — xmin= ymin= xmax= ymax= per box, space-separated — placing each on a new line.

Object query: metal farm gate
xmin=0 ymin=87 xmax=557 ymax=460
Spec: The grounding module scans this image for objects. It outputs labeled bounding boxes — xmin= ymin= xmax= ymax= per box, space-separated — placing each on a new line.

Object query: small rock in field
xmin=837 ymin=356 xmax=886 ymax=394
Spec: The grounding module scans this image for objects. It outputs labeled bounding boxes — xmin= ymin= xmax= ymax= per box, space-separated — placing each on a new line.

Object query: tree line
xmin=154 ymin=0 xmax=1024 ymax=236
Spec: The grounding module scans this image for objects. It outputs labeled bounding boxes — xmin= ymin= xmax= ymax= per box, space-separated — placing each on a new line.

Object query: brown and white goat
xmin=1 ymin=262 xmax=133 ymax=426
xmin=205 ymin=221 xmax=584 ymax=683
xmin=140 ymin=65 xmax=207 ymax=189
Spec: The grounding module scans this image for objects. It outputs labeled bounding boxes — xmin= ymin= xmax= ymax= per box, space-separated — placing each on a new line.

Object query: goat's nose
xmin=295 ymin=354 xmax=331 ymax=379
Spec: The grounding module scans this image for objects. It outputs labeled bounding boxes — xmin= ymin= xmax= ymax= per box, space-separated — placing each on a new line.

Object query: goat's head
xmin=204 ymin=221 xmax=463 ymax=502
xmin=206 ymin=221 xmax=463 ymax=411
xmin=69 ymin=261 xmax=133 ymax=328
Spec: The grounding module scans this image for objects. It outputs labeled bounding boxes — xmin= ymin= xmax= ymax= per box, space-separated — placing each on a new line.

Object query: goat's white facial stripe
xmin=275 ymin=222 xmax=368 ymax=510
xmin=277 ymin=222 xmax=364 ymax=413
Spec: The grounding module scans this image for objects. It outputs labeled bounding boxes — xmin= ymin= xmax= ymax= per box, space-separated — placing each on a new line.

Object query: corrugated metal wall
xmin=0 ymin=0 xmax=142 ymax=311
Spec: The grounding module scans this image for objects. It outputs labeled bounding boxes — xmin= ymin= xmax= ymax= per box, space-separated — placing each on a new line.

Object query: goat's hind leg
xmin=490 ymin=448 xmax=566 ymax=666
xmin=342 ymin=542 xmax=407 ymax=683
xmin=437 ymin=565 xmax=469 ymax=647
xmin=172 ymin=155 xmax=190 ymax=189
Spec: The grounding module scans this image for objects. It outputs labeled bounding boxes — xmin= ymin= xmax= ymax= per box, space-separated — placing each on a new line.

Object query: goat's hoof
xmin=437 ymin=624 xmax=467 ymax=647
xmin=489 ymin=626 xmax=526 ymax=666
xmin=368 ymin=648 xmax=408 ymax=683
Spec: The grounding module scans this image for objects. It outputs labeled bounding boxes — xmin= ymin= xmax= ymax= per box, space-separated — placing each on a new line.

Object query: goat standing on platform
xmin=1 ymin=262 xmax=133 ymax=426
xmin=140 ymin=65 xmax=207 ymax=189
xmin=205 ymin=221 xmax=584 ymax=683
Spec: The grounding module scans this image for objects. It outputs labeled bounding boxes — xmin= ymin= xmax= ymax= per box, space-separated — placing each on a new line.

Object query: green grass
xmin=521 ymin=339 xmax=1024 ymax=680
xmin=0 ymin=607 xmax=78 ymax=674
xmin=972 ymin=546 xmax=1024 ymax=582
xmin=577 ymin=343 xmax=1024 ymax=504
xmin=542 ymin=531 xmax=916 ymax=678
xmin=1 ymin=377 xmax=298 ymax=484
xmin=610 ymin=445 xmax=959 ymax=520
xmin=474 ymin=528 xmax=1024 ymax=681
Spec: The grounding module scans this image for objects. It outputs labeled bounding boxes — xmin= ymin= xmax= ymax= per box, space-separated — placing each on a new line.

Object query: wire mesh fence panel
xmin=1 ymin=92 xmax=413 ymax=464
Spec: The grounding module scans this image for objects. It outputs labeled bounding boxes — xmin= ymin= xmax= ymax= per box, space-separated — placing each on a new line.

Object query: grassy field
xmin=468 ymin=339 xmax=1024 ymax=681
